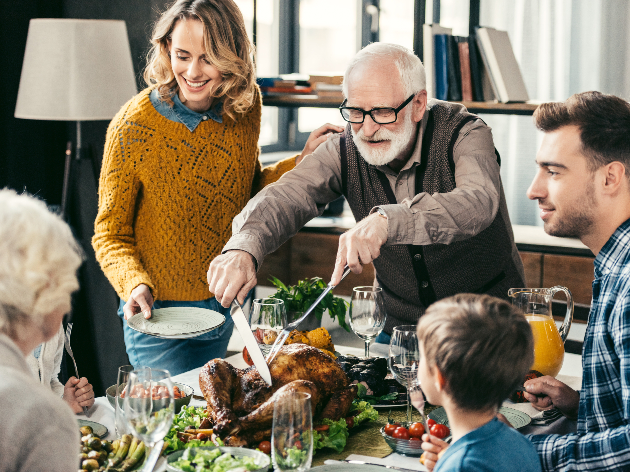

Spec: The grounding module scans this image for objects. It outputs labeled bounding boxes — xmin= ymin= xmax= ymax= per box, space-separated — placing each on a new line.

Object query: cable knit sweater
xmin=93 ymin=87 xmax=295 ymax=301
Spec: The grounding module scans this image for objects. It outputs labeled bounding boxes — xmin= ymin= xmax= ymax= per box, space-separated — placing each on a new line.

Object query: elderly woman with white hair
xmin=0 ymin=189 xmax=83 ymax=472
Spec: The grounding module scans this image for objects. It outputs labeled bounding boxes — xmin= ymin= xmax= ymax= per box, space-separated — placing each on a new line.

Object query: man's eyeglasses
xmin=339 ymin=93 xmax=415 ymax=124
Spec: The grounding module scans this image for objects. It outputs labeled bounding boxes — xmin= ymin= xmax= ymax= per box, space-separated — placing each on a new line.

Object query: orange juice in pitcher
xmin=508 ymin=287 xmax=574 ymax=377
xmin=525 ymin=314 xmax=565 ymax=377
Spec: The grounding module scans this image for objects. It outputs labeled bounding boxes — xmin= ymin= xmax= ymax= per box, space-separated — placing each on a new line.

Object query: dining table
xmin=78 ymin=343 xmax=582 ymax=471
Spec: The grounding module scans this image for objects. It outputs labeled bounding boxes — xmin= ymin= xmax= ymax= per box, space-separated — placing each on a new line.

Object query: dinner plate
xmin=127 ymin=307 xmax=225 ymax=338
xmin=78 ymin=419 xmax=108 ymax=438
xmin=428 ymin=405 xmax=531 ymax=430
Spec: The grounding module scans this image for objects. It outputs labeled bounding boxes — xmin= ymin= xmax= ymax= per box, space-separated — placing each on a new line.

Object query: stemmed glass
xmin=115 ymin=364 xmax=135 ymax=438
xmin=123 ymin=368 xmax=175 ymax=472
xmin=349 ymin=286 xmax=386 ymax=357
xmin=389 ymin=325 xmax=421 ymax=423
xmin=272 ymin=392 xmax=313 ymax=472
xmin=250 ymin=298 xmax=286 ymax=356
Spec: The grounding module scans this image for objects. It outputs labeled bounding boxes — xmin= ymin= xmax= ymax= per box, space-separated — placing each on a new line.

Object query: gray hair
xmin=342 ymin=42 xmax=426 ymax=98
xmin=0 ymin=190 xmax=82 ymax=341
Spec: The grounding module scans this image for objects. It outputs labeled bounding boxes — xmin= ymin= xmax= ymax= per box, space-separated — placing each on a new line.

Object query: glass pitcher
xmin=508 ymin=286 xmax=574 ymax=377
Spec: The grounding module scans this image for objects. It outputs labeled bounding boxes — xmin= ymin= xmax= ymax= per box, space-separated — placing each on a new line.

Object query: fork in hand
xmin=63 ymin=323 xmax=90 ymax=417
xmin=409 ymin=384 xmax=431 ymax=440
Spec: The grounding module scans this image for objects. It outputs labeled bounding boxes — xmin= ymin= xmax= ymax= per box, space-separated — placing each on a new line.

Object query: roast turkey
xmin=199 ymin=343 xmax=357 ymax=446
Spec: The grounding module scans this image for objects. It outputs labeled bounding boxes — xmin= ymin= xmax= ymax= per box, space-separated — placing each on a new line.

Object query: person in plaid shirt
xmin=524 ymin=91 xmax=630 ymax=471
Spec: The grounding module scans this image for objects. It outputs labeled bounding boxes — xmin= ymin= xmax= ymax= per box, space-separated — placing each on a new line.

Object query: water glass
xmin=349 ymin=286 xmax=386 ymax=357
xmin=389 ymin=325 xmax=421 ymax=423
xmin=250 ymin=298 xmax=286 ymax=355
xmin=272 ymin=392 xmax=313 ymax=472
xmin=115 ymin=364 xmax=135 ymax=437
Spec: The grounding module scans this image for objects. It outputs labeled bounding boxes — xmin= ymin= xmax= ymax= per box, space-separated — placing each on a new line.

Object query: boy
xmin=418 ymin=294 xmax=541 ymax=472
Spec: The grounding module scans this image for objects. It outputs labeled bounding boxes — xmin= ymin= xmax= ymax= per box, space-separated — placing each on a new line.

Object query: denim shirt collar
xmin=150 ymin=88 xmax=223 ymax=132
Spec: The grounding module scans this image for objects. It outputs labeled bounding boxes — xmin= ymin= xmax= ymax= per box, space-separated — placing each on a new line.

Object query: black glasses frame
xmin=339 ymin=93 xmax=416 ymax=124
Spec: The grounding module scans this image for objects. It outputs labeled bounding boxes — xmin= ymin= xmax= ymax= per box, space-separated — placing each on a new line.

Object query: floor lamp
xmin=14 ymin=19 xmax=138 ymax=220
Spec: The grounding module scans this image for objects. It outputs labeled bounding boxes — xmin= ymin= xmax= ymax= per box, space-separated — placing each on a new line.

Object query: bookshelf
xmin=262 ymin=1 xmax=538 ymax=116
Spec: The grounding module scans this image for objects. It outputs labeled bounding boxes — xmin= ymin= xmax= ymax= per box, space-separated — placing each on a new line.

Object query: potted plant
xmin=268 ymin=276 xmax=350 ymax=332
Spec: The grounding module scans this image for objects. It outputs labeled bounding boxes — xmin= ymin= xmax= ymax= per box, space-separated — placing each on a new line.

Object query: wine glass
xmin=250 ymin=298 xmax=286 ymax=356
xmin=389 ymin=325 xmax=420 ymax=423
xmin=123 ymin=368 xmax=175 ymax=472
xmin=349 ymin=286 xmax=386 ymax=357
xmin=115 ymin=364 xmax=135 ymax=438
xmin=272 ymin=391 xmax=313 ymax=472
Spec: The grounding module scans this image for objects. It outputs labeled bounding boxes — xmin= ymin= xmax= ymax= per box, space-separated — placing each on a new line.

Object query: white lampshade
xmin=15 ymin=19 xmax=138 ymax=121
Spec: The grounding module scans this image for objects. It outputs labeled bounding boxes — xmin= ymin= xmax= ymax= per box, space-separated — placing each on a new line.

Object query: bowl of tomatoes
xmin=380 ymin=420 xmax=450 ymax=456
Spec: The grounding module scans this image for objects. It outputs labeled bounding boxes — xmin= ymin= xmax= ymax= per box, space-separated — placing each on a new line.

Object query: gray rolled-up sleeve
xmin=223 ymin=135 xmax=344 ymax=269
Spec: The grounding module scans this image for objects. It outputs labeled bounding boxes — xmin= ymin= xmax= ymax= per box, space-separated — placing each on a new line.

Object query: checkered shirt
xmin=528 ymin=218 xmax=630 ymax=471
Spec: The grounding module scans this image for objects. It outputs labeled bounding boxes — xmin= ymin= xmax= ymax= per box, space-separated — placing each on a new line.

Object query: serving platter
xmin=312 ymin=464 xmax=396 ymax=472
xmin=428 ymin=405 xmax=531 ymax=430
xmin=127 ymin=307 xmax=225 ymax=339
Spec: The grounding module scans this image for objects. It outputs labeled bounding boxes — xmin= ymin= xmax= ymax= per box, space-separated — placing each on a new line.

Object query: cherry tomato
xmin=314 ymin=424 xmax=330 ymax=432
xmin=196 ymin=433 xmax=208 ymax=440
xmin=295 ymin=440 xmax=303 ymax=450
xmin=345 ymin=417 xmax=355 ymax=429
xmin=243 ymin=347 xmax=254 ymax=366
xmin=384 ymin=423 xmax=399 ymax=436
xmin=254 ymin=329 xmax=264 ymax=343
xmin=409 ymin=437 xmax=421 ymax=443
xmin=408 ymin=422 xmax=425 ymax=438
xmin=258 ymin=441 xmax=271 ymax=454
xmin=392 ymin=426 xmax=410 ymax=440
xmin=427 ymin=418 xmax=436 ymax=427
xmin=430 ymin=423 xmax=450 ymax=439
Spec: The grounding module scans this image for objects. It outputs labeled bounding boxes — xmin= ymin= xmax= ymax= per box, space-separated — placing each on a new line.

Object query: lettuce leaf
xmin=350 ymin=401 xmax=379 ymax=424
xmin=313 ymin=418 xmax=349 ymax=453
xmin=356 ymin=383 xmax=399 ymax=404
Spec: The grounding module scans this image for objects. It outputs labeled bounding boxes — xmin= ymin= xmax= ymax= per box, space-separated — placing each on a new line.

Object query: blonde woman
xmin=0 ymin=189 xmax=83 ymax=472
xmin=93 ymin=0 xmax=339 ymax=375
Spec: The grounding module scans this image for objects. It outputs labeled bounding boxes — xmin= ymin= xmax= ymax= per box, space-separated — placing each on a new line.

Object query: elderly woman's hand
xmin=63 ymin=376 xmax=94 ymax=414
xmin=123 ymin=284 xmax=154 ymax=320
xmin=297 ymin=123 xmax=344 ymax=165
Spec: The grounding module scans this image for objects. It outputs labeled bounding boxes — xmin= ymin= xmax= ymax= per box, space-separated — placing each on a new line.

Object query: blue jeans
xmin=374 ymin=331 xmax=391 ymax=345
xmin=118 ymin=297 xmax=234 ymax=376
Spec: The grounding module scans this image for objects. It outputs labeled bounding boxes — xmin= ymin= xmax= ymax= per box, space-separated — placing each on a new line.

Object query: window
xmin=378 ymin=0 xmax=415 ymax=51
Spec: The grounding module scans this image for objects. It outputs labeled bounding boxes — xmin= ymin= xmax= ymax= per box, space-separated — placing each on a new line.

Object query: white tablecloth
xmin=80 ymin=344 xmax=582 ymax=471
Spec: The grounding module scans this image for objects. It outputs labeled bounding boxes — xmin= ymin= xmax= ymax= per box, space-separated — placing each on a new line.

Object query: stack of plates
xmin=127 ymin=307 xmax=225 ymax=339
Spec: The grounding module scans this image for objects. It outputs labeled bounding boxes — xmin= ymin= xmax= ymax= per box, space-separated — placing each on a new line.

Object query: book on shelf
xmin=434 ymin=34 xmax=449 ymax=101
xmin=467 ymin=34 xmax=485 ymax=101
xmin=423 ymin=24 xmax=452 ymax=99
xmin=456 ymin=37 xmax=473 ymax=102
xmin=446 ymin=36 xmax=463 ymax=101
xmin=475 ymin=27 xmax=529 ymax=103
xmin=308 ymin=74 xmax=343 ymax=85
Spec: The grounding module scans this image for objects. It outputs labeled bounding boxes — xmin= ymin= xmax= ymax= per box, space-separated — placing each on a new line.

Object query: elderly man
xmin=518 ymin=92 xmax=630 ymax=471
xmin=208 ymin=42 xmax=524 ymax=337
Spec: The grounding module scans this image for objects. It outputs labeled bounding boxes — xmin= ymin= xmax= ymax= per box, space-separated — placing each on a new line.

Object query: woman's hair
xmin=342 ymin=42 xmax=426 ymax=98
xmin=144 ymin=0 xmax=256 ymax=121
xmin=0 ymin=190 xmax=82 ymax=342
xmin=417 ymin=294 xmax=534 ymax=412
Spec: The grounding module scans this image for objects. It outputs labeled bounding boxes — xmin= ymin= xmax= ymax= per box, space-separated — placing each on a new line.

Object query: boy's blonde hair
xmin=417 ymin=294 xmax=533 ymax=412
xmin=144 ymin=0 xmax=256 ymax=121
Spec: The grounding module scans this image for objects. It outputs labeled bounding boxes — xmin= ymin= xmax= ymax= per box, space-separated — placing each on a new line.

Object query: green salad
xmin=164 ymin=406 xmax=218 ymax=455
xmin=170 ymin=448 xmax=262 ymax=472
xmin=312 ymin=400 xmax=379 ymax=453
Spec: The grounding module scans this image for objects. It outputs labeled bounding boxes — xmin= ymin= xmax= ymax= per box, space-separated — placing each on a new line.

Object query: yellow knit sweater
xmin=93 ymin=87 xmax=295 ymax=301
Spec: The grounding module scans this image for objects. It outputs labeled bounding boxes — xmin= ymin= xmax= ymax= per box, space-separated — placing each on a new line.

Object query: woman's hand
xmin=123 ymin=284 xmax=154 ymax=320
xmin=63 ymin=376 xmax=95 ymax=414
xmin=421 ymin=433 xmax=449 ymax=471
xmin=297 ymin=123 xmax=344 ymax=165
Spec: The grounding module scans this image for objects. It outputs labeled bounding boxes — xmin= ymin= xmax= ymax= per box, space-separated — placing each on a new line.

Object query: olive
xmin=373 ymin=357 xmax=387 ymax=370
xmin=348 ymin=367 xmax=363 ymax=380
xmin=87 ymin=437 xmax=102 ymax=451
xmin=78 ymin=453 xmax=89 ymax=461
xmin=81 ymin=459 xmax=100 ymax=471
xmin=101 ymin=440 xmax=113 ymax=453
xmin=338 ymin=361 xmax=352 ymax=372
xmin=80 ymin=425 xmax=94 ymax=436
xmin=81 ymin=446 xmax=91 ymax=454
xmin=98 ymin=450 xmax=108 ymax=463
xmin=353 ymin=362 xmax=369 ymax=369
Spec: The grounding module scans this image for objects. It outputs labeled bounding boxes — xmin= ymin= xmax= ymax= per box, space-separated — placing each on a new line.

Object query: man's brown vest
xmin=340 ymin=101 xmax=525 ymax=333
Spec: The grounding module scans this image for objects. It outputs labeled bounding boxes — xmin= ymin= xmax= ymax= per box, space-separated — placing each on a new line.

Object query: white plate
xmin=78 ymin=419 xmax=108 ymax=438
xmin=127 ymin=307 xmax=225 ymax=338
xmin=428 ymin=405 xmax=531 ymax=430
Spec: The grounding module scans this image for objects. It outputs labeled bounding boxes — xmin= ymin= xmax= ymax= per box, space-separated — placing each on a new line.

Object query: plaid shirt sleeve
xmin=526 ymin=241 xmax=630 ymax=471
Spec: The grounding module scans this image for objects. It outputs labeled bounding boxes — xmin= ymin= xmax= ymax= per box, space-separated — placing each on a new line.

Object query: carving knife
xmin=231 ymin=300 xmax=273 ymax=386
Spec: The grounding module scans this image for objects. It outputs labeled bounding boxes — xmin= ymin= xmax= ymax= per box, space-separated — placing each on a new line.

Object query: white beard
xmin=351 ymin=113 xmax=416 ymax=166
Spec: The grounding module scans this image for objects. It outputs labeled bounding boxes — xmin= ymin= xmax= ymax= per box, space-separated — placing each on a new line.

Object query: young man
xmin=524 ymin=91 xmax=630 ymax=470
xmin=417 ymin=294 xmax=540 ymax=472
